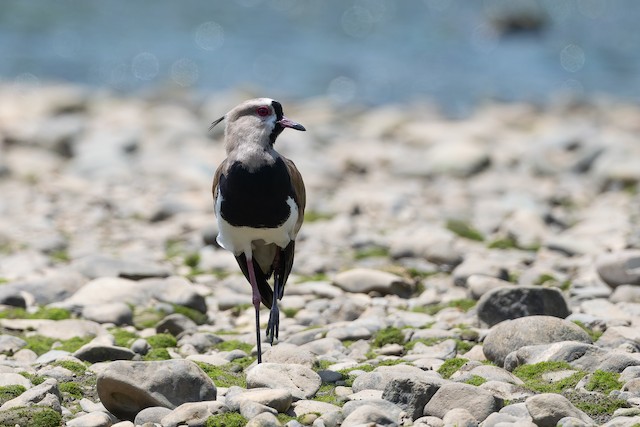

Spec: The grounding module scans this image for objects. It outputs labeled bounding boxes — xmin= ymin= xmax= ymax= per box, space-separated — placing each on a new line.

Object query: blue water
xmin=1 ymin=0 xmax=639 ymax=112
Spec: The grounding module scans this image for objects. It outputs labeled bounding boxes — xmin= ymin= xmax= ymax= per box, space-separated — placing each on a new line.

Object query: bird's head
xmin=210 ymin=98 xmax=305 ymax=148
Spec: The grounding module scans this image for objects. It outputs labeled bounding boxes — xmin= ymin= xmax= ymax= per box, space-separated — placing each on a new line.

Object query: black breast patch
xmin=219 ymin=157 xmax=295 ymax=228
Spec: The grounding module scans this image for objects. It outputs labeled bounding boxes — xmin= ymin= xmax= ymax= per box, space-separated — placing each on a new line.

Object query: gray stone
xmin=0 ymin=334 xmax=27 ymax=354
xmin=483 ymin=316 xmax=592 ymax=367
xmin=134 ymin=406 xmax=172 ymax=425
xmin=71 ymin=254 xmax=171 ymax=280
xmin=466 ymin=274 xmax=513 ymax=300
xmin=245 ymin=412 xmax=282 ymax=427
xmin=246 ymin=363 xmax=321 ymax=400
xmin=66 ymin=411 xmax=113 ymax=427
xmin=352 ymin=364 xmax=443 ymax=393
xmin=597 ymin=250 xmax=640 ymax=288
xmin=596 ymin=326 xmax=640 ymax=350
xmin=333 ymin=268 xmax=414 ymax=297
xmin=382 ymin=377 xmax=439 ymax=420
xmin=525 ymin=393 xmax=593 ymax=427
xmin=155 ymin=313 xmax=197 ymax=336
xmin=596 ymin=353 xmax=640 ymax=373
xmin=262 ymin=342 xmax=315 ymax=367
xmin=465 ymin=365 xmax=524 ymax=385
xmin=178 ymin=333 xmax=223 ymax=353
xmin=0 ymin=269 xmax=87 ymax=306
xmin=0 ymin=378 xmax=61 ymax=412
xmin=74 ymin=343 xmax=136 ymax=363
xmin=239 ymin=399 xmax=278 ymax=419
xmin=423 ymin=383 xmax=502 ymax=422
xmin=160 ymin=401 xmax=228 ymax=427
xmin=503 ymin=341 xmax=609 ymax=372
xmin=341 ymin=404 xmax=397 ymax=426
xmin=225 ymin=387 xmax=293 ymax=413
xmin=290 ymin=400 xmax=341 ymax=417
xmin=610 ymin=285 xmax=640 ymax=303
xmin=82 ymin=302 xmax=133 ymax=326
xmin=442 ymin=407 xmax=479 ymax=427
xmin=476 ymin=286 xmax=570 ymax=326
xmin=96 ymin=359 xmax=216 ymax=421
xmin=36 ymin=318 xmax=107 ymax=341
xmin=131 ymin=338 xmax=151 ymax=355
xmin=0 ymin=373 xmax=32 ymax=388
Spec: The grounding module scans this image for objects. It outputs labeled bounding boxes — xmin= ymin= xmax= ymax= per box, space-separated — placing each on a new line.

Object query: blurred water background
xmin=1 ymin=0 xmax=638 ymax=114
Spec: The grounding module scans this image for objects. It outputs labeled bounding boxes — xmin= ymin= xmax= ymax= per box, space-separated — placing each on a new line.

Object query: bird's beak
xmin=277 ymin=116 xmax=306 ymax=131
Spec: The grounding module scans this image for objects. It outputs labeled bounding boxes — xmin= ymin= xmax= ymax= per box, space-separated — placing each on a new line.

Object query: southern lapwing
xmin=210 ymin=98 xmax=306 ymax=363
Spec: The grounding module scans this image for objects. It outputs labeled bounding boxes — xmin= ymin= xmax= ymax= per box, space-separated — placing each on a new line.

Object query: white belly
xmin=215 ymin=195 xmax=299 ymax=257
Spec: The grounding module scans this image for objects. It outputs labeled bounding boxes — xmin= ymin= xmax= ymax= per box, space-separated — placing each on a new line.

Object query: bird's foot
xmin=266 ymin=304 xmax=280 ymax=345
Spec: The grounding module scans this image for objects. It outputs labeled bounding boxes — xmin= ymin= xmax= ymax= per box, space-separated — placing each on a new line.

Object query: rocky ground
xmin=1 ymin=83 xmax=640 ymax=427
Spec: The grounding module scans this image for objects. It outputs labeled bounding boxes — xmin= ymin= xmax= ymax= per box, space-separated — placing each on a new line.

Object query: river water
xmin=1 ymin=0 xmax=638 ymax=112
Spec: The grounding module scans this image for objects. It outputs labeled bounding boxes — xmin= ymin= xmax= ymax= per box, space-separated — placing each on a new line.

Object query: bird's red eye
xmin=256 ymin=106 xmax=270 ymax=117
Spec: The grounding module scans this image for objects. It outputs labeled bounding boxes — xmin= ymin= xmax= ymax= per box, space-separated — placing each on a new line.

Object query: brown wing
xmin=283 ymin=157 xmax=305 ymax=236
xmin=211 ymin=158 xmax=228 ymax=210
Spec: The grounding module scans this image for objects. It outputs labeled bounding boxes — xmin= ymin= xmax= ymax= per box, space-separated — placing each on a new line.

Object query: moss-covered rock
xmin=0 ymin=406 xmax=62 ymax=427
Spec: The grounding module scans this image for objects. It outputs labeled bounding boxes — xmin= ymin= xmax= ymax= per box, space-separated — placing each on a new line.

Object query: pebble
xmin=483 ymin=315 xmax=592 ymax=366
xmin=476 ymin=285 xmax=570 ymax=326
xmin=1 ymin=85 xmax=640 ymax=426
xmin=96 ymin=359 xmax=217 ymax=420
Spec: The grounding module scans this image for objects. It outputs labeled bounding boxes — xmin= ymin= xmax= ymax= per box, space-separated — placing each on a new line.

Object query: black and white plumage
xmin=210 ymin=98 xmax=306 ymax=363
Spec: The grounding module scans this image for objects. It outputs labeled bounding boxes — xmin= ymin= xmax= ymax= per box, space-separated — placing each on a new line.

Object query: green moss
xmin=133 ymin=307 xmax=166 ymax=329
xmin=437 ymin=358 xmax=468 ymax=379
xmin=146 ymin=333 xmax=177 ymax=349
xmin=298 ymin=272 xmax=329 ymax=282
xmin=314 ymin=359 xmax=334 ymax=371
xmin=230 ymin=356 xmax=256 ymax=370
xmin=50 ymin=249 xmax=70 ymax=263
xmin=464 ymin=375 xmax=487 ymax=386
xmin=337 ymin=364 xmax=376 ymax=387
xmin=172 ymin=304 xmax=208 ymax=325
xmin=214 ymin=339 xmax=253 ymax=354
xmin=585 ymin=370 xmax=622 ymax=394
xmin=534 ymin=273 xmax=556 ymax=286
xmin=184 ymin=252 xmax=201 ymax=268
xmin=195 ymin=362 xmax=247 ymax=388
xmin=51 ymin=360 xmax=86 ymax=375
xmin=412 ymin=298 xmax=476 ymax=315
xmin=513 ymin=361 xmax=587 ymax=394
xmin=566 ymin=390 xmax=629 ymax=419
xmin=0 ymin=306 xmax=71 ymax=320
xmin=23 ymin=335 xmax=56 ymax=355
xmin=56 ymin=336 xmax=92 ymax=353
xmin=371 ymin=327 xmax=405 ymax=348
xmin=0 ymin=407 xmax=63 ymax=427
xmin=109 ymin=328 xmax=138 ymax=347
xmin=0 ymin=385 xmax=26 ymax=405
xmin=446 ymin=219 xmax=484 ymax=241
xmin=354 ymin=246 xmax=389 ymax=260
xmin=304 ymin=211 xmax=334 ymax=223
xmin=143 ymin=348 xmax=171 ymax=361
xmin=572 ymin=321 xmax=603 ymax=342
xmin=276 ymin=413 xmax=297 ymax=424
xmin=282 ymin=307 xmax=299 ymax=318
xmin=22 ymin=334 xmax=92 ymax=355
xmin=314 ymin=383 xmax=343 ymax=406
xmin=0 ymin=277 xmax=8 ymax=284
xmin=487 ymin=236 xmax=518 ymax=249
xmin=19 ymin=372 xmax=45 ymax=385
xmin=59 ymin=382 xmax=84 ymax=399
xmin=206 ymin=412 xmax=247 ymax=427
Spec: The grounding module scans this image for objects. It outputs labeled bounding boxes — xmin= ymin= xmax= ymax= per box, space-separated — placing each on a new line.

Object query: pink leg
xmin=245 ymin=254 xmax=263 ymax=363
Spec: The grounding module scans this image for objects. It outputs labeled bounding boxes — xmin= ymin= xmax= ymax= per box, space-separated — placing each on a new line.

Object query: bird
xmin=210 ymin=98 xmax=306 ymax=363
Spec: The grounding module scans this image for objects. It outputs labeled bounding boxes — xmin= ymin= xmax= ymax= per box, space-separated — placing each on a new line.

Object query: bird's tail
xmin=235 ymin=255 xmax=273 ymax=309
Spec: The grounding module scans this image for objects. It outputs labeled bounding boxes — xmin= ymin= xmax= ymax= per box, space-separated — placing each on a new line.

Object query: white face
xmin=228 ymin=98 xmax=278 ymax=133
